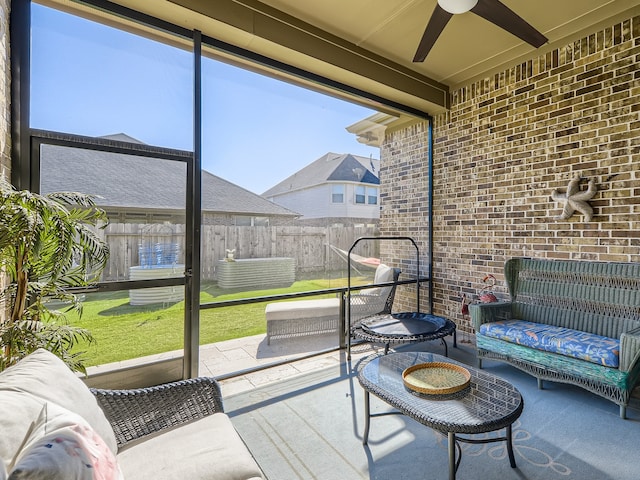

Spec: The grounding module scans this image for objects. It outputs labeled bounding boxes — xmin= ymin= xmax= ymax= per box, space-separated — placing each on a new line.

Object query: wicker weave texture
xmin=91 ymin=377 xmax=224 ymax=447
xmin=348 ymin=268 xmax=402 ymax=324
xmin=358 ymin=352 xmax=523 ymax=435
xmin=506 ymin=257 xmax=640 ymax=337
xmin=267 ymin=314 xmax=338 ymax=342
xmin=472 ymin=257 xmax=640 ymax=416
xmin=266 ymin=268 xmax=401 ymax=343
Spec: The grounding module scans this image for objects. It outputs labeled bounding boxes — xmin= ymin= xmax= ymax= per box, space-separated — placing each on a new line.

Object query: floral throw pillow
xmin=7 ymin=404 xmax=122 ymax=480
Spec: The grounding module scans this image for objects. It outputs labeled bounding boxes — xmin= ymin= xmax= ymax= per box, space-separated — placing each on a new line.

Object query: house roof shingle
xmin=39 ymin=141 xmax=299 ymax=217
xmin=262 ymin=153 xmax=380 ymax=197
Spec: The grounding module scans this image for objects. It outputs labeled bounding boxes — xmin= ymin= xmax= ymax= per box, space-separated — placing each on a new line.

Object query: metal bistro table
xmin=357 ymin=352 xmax=524 ymax=480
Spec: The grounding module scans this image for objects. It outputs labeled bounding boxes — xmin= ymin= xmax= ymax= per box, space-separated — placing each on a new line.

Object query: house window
xmin=332 ymin=184 xmax=344 ymax=203
xmin=234 ymin=216 xmax=270 ymax=226
xmin=355 ymin=186 xmax=366 ymax=204
xmin=367 ymin=187 xmax=378 ymax=205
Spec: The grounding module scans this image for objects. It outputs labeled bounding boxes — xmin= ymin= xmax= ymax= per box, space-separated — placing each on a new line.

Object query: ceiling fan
xmin=413 ymin=0 xmax=547 ymax=62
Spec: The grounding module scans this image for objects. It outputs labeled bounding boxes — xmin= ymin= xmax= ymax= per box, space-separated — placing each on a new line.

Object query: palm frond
xmin=0 ymin=179 xmax=108 ymax=372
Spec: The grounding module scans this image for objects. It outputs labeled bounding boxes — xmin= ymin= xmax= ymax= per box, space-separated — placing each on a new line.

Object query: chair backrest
xmin=378 ymin=266 xmax=402 ymax=314
xmin=348 ymin=265 xmax=401 ymax=324
xmin=359 ymin=264 xmax=397 ymax=300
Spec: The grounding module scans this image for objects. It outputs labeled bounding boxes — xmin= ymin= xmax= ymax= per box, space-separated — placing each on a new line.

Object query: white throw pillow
xmin=353 ymin=264 xmax=394 ymax=298
xmin=373 ymin=263 xmax=394 ymax=284
xmin=7 ymin=403 xmax=122 ymax=480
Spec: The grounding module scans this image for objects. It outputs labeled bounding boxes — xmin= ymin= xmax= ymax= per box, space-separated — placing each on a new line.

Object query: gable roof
xmin=39 ymin=140 xmax=299 ymax=217
xmin=262 ymin=153 xmax=379 ymax=197
xmin=98 ymin=133 xmax=145 ymax=144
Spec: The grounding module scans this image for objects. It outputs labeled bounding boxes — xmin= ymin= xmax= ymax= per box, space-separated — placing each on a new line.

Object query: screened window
xmin=27 ymin=0 xmax=391 ymax=376
xmin=30 ymin=5 xmax=192 ymax=150
xmin=30 ymin=4 xmax=191 ymax=368
xmin=355 ymin=185 xmax=366 ymax=204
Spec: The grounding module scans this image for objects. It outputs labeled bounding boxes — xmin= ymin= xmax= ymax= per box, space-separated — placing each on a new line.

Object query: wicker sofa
xmin=470 ymin=257 xmax=640 ymax=418
xmin=0 ymin=349 xmax=263 ymax=479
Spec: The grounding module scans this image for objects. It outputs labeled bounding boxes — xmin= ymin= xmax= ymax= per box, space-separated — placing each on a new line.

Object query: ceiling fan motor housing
xmin=437 ymin=0 xmax=478 ymax=14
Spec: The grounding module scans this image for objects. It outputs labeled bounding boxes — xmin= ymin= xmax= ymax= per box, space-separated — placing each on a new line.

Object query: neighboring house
xmin=39 ymin=134 xmax=300 ymax=226
xmin=262 ymin=152 xmax=380 ymax=227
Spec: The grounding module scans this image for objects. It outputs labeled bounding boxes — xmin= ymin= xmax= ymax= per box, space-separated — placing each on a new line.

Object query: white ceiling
xmin=257 ymin=0 xmax=637 ymax=85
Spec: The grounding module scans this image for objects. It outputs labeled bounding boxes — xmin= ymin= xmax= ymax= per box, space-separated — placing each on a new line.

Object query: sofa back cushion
xmin=0 ymin=349 xmax=118 ymax=464
xmin=505 ymin=257 xmax=640 ymax=337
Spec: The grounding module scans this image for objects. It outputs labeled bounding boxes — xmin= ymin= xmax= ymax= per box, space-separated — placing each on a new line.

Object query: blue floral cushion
xmin=479 ymin=320 xmax=620 ymax=368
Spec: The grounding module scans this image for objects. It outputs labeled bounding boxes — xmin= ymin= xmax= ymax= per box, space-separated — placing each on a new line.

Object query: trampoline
xmin=346 ymin=236 xmax=457 ymax=358
xmin=354 ymin=311 xmax=457 ymax=356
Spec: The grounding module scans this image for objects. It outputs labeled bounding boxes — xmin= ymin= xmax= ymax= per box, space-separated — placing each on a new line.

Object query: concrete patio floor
xmin=201 ymin=332 xmax=385 ymax=397
xmin=225 ymin=341 xmax=640 ymax=480
xmin=211 ymin=330 xmax=640 ymax=413
xmin=84 ymin=330 xmax=389 ymax=391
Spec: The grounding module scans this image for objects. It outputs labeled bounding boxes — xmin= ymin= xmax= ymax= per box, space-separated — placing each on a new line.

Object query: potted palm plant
xmin=0 ymin=178 xmax=109 ymax=373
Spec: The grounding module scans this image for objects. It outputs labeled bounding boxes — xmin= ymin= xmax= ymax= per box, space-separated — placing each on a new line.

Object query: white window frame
xmin=367 ymin=186 xmax=378 ymax=205
xmin=332 ymin=184 xmax=344 ymax=203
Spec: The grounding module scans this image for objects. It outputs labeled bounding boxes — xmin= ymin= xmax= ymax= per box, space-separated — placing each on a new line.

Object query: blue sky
xmin=29 ymin=4 xmax=379 ymax=194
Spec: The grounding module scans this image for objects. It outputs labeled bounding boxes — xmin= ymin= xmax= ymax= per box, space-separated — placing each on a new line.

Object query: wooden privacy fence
xmin=99 ymin=224 xmax=379 ymax=282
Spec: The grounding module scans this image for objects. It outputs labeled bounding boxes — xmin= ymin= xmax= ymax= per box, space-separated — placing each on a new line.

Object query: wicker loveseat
xmin=470 ymin=257 xmax=640 ymax=418
xmin=0 ymin=349 xmax=263 ymax=479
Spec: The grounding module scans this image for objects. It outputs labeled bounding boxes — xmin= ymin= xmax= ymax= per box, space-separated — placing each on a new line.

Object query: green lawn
xmin=70 ymin=278 xmax=353 ymax=366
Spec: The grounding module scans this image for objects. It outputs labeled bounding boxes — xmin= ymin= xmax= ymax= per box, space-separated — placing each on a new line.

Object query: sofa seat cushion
xmin=479 ymin=320 xmax=620 ymax=368
xmin=265 ymin=298 xmax=339 ymax=320
xmin=117 ymin=413 xmax=263 ymax=480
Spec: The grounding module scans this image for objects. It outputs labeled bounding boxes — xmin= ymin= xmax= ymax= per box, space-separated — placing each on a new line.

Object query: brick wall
xmin=382 ymin=14 xmax=640 ymax=336
xmin=379 ymin=122 xmax=431 ymax=313
xmin=1 ymin=0 xmax=9 ymax=311
xmin=0 ymin=0 xmax=9 ymax=179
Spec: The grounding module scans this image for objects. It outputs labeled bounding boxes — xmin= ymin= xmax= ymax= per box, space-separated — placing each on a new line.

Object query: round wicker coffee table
xmin=358 ymin=351 xmax=524 ymax=480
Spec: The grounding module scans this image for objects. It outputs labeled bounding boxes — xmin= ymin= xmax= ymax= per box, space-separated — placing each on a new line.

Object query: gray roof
xmin=39 ymin=141 xmax=298 ymax=217
xmin=262 ymin=153 xmax=380 ymax=197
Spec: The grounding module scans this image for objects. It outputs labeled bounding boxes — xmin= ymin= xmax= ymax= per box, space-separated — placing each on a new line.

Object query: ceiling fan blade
xmin=413 ymin=4 xmax=453 ymax=62
xmin=471 ymin=0 xmax=547 ymax=48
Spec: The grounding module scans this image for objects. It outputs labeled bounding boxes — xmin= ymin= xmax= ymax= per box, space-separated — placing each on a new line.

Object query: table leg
xmin=448 ymin=432 xmax=456 ymax=480
xmin=506 ymin=424 xmax=516 ymax=468
xmin=363 ymin=391 xmax=371 ymax=445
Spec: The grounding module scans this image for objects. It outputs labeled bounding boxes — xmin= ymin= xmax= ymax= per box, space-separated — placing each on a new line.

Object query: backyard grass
xmin=69 ymin=278 xmax=353 ymax=366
